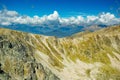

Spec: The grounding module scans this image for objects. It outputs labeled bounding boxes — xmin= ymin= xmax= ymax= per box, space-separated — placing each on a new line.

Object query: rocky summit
xmin=0 ymin=25 xmax=120 ymax=80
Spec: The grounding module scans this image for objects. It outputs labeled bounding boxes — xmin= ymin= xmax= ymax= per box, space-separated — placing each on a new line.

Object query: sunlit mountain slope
xmin=0 ymin=25 xmax=120 ymax=80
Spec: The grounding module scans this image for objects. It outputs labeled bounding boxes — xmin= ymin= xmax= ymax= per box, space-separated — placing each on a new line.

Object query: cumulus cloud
xmin=0 ymin=9 xmax=120 ymax=27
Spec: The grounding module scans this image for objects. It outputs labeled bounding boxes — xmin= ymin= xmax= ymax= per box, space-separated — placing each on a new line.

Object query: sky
xmin=0 ymin=0 xmax=120 ymax=17
xmin=0 ymin=0 xmax=120 ymax=37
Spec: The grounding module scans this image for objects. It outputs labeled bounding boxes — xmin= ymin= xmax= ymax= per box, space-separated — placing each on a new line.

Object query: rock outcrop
xmin=0 ymin=25 xmax=120 ymax=80
xmin=0 ymin=29 xmax=60 ymax=80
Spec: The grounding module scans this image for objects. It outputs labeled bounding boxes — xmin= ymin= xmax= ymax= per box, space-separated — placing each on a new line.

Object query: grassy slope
xmin=0 ymin=25 xmax=120 ymax=80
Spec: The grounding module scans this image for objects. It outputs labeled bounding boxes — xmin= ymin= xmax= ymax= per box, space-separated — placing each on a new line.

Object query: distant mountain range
xmin=0 ymin=24 xmax=108 ymax=37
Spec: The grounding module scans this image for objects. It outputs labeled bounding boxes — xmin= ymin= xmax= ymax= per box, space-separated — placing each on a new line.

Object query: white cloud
xmin=0 ymin=9 xmax=18 ymax=17
xmin=1 ymin=21 xmax=11 ymax=26
xmin=98 ymin=12 xmax=115 ymax=25
xmin=47 ymin=11 xmax=59 ymax=20
xmin=86 ymin=16 xmax=98 ymax=25
xmin=0 ymin=9 xmax=120 ymax=27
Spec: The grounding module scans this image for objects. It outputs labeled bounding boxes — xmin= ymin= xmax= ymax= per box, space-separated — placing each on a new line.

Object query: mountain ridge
xmin=0 ymin=25 xmax=120 ymax=80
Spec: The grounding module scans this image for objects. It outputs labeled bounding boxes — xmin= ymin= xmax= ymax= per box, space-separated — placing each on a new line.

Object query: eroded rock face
xmin=0 ymin=35 xmax=60 ymax=80
xmin=0 ymin=25 xmax=120 ymax=80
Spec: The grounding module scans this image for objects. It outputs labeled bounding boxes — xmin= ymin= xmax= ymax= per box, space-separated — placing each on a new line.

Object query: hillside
xmin=0 ymin=25 xmax=120 ymax=80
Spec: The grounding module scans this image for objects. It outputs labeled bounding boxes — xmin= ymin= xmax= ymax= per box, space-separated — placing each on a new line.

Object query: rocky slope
xmin=0 ymin=25 xmax=120 ymax=80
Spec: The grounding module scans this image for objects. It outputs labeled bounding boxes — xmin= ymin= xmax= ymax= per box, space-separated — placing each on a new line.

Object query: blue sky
xmin=0 ymin=0 xmax=119 ymax=17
